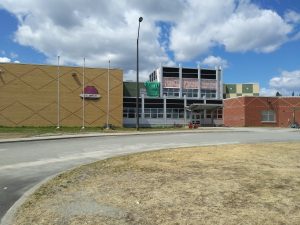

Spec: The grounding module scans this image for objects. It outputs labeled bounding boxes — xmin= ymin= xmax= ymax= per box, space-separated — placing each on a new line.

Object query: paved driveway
xmin=0 ymin=128 xmax=299 ymax=223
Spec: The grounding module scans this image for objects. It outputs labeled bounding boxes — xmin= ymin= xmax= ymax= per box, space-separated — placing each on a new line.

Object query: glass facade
xmin=200 ymin=89 xmax=216 ymax=98
xmin=163 ymin=88 xmax=180 ymax=97
xmin=123 ymin=107 xmax=189 ymax=119
xmin=182 ymin=89 xmax=198 ymax=98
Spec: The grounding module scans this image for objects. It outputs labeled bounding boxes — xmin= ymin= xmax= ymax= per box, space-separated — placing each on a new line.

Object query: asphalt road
xmin=0 ymin=128 xmax=299 ymax=223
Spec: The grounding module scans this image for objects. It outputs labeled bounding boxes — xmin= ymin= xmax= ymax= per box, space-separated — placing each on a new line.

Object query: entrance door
xmin=191 ymin=111 xmax=201 ymax=125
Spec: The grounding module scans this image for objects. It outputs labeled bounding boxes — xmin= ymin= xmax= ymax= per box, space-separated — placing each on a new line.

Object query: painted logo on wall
xmin=80 ymin=86 xmax=101 ymax=99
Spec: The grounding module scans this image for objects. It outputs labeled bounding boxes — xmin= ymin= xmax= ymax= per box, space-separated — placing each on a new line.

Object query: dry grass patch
xmin=13 ymin=142 xmax=300 ymax=225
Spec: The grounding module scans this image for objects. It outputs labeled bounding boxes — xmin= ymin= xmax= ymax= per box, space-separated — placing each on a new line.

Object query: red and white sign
xmin=163 ymin=77 xmax=179 ymax=88
xmin=163 ymin=77 xmax=217 ymax=90
xmin=201 ymin=80 xmax=216 ymax=90
xmin=183 ymin=78 xmax=199 ymax=89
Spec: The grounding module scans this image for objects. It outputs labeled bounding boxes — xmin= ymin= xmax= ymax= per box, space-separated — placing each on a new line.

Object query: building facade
xmin=224 ymin=83 xmax=259 ymax=98
xmin=224 ymin=96 xmax=300 ymax=127
xmin=123 ymin=65 xmax=223 ymax=127
xmin=0 ymin=63 xmax=123 ymax=127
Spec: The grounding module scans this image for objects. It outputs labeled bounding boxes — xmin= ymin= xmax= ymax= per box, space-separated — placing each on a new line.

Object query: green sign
xmin=144 ymin=81 xmax=160 ymax=97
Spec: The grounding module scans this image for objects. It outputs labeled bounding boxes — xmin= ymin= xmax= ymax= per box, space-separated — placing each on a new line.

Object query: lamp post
xmin=82 ymin=57 xmax=85 ymax=130
xmin=106 ymin=60 xmax=110 ymax=129
xmin=136 ymin=16 xmax=143 ymax=131
xmin=57 ymin=55 xmax=60 ymax=129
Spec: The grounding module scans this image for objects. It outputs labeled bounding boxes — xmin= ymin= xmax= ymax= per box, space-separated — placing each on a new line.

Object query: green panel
xmin=237 ymin=93 xmax=242 ymax=96
xmin=123 ymin=82 xmax=145 ymax=97
xmin=253 ymin=93 xmax=259 ymax=96
xmin=242 ymin=84 xmax=253 ymax=93
xmin=225 ymin=84 xmax=236 ymax=94
xmin=144 ymin=81 xmax=160 ymax=97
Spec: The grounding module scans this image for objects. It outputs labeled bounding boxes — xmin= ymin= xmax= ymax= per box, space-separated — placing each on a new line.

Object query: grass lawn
xmin=13 ymin=142 xmax=300 ymax=225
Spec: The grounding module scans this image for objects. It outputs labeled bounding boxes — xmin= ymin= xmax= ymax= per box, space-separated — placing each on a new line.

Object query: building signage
xmin=183 ymin=78 xmax=199 ymax=89
xmin=163 ymin=77 xmax=179 ymax=88
xmin=163 ymin=77 xmax=216 ymax=90
xmin=201 ymin=80 xmax=216 ymax=90
xmin=80 ymin=86 xmax=101 ymax=99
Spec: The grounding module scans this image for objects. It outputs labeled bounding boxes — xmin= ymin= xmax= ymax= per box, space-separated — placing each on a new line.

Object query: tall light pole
xmin=106 ymin=60 xmax=110 ymax=129
xmin=82 ymin=57 xmax=85 ymax=130
xmin=56 ymin=55 xmax=60 ymax=129
xmin=136 ymin=16 xmax=143 ymax=131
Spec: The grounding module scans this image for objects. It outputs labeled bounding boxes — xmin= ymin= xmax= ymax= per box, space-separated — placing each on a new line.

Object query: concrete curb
xmin=0 ymin=128 xmax=242 ymax=144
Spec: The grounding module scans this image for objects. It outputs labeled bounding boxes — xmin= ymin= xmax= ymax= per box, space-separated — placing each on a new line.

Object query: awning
xmin=187 ymin=103 xmax=223 ymax=111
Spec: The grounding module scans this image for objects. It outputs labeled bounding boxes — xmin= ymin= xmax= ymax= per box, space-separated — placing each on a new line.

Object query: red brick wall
xmin=277 ymin=98 xmax=300 ymax=127
xmin=224 ymin=97 xmax=300 ymax=127
xmin=244 ymin=97 xmax=279 ymax=127
xmin=223 ymin=97 xmax=245 ymax=127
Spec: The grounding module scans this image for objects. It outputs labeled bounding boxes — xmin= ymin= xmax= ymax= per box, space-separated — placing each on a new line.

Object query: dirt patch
xmin=12 ymin=142 xmax=300 ymax=225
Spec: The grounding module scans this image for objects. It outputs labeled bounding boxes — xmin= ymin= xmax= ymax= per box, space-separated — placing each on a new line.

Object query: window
xmin=201 ymin=89 xmax=216 ymax=98
xmin=182 ymin=89 xmax=198 ymax=98
xmin=157 ymin=108 xmax=164 ymax=118
xmin=261 ymin=110 xmax=276 ymax=122
xmin=165 ymin=108 xmax=185 ymax=119
xmin=163 ymin=88 xmax=180 ymax=97
xmin=123 ymin=108 xmax=141 ymax=118
xmin=217 ymin=108 xmax=223 ymax=119
xmin=143 ymin=108 xmax=164 ymax=119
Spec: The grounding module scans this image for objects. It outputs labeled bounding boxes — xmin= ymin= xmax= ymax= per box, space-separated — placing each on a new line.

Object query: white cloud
xmin=0 ymin=0 xmax=177 ymax=80
xmin=260 ymin=70 xmax=300 ymax=96
xmin=0 ymin=57 xmax=11 ymax=63
xmin=260 ymin=87 xmax=277 ymax=96
xmin=201 ymin=56 xmax=228 ymax=68
xmin=269 ymin=70 xmax=300 ymax=90
xmin=284 ymin=10 xmax=300 ymax=24
xmin=0 ymin=0 xmax=297 ymax=78
xmin=0 ymin=57 xmax=21 ymax=63
xmin=169 ymin=0 xmax=293 ymax=60
xmin=218 ymin=9 xmax=291 ymax=53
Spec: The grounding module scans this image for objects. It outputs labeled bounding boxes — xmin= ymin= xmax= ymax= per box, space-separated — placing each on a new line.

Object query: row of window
xmin=149 ymin=71 xmax=157 ymax=82
xmin=163 ymin=88 xmax=180 ymax=97
xmin=163 ymin=88 xmax=216 ymax=98
xmin=123 ymin=108 xmax=189 ymax=119
xmin=182 ymin=89 xmax=198 ymax=98
xmin=200 ymin=90 xmax=216 ymax=98
xmin=123 ymin=108 xmax=224 ymax=119
xmin=124 ymin=107 xmax=276 ymax=122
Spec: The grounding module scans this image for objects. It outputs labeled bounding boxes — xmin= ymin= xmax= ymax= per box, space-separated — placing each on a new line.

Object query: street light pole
xmin=136 ymin=16 xmax=143 ymax=131
xmin=106 ymin=60 xmax=110 ymax=129
xmin=82 ymin=57 xmax=85 ymax=130
xmin=56 ymin=55 xmax=60 ymax=129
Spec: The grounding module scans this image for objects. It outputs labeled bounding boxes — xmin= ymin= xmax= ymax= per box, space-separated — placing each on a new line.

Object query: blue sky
xmin=0 ymin=0 xmax=300 ymax=96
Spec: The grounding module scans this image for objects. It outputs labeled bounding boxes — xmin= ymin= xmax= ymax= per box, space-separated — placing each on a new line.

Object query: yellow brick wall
xmin=236 ymin=84 xmax=242 ymax=93
xmin=226 ymin=93 xmax=237 ymax=98
xmin=0 ymin=63 xmax=123 ymax=127
xmin=253 ymin=83 xmax=260 ymax=93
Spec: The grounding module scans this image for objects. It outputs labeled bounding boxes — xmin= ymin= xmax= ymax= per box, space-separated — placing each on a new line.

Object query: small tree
xmin=275 ymin=91 xmax=282 ymax=96
xmin=292 ymin=91 xmax=295 ymax=96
